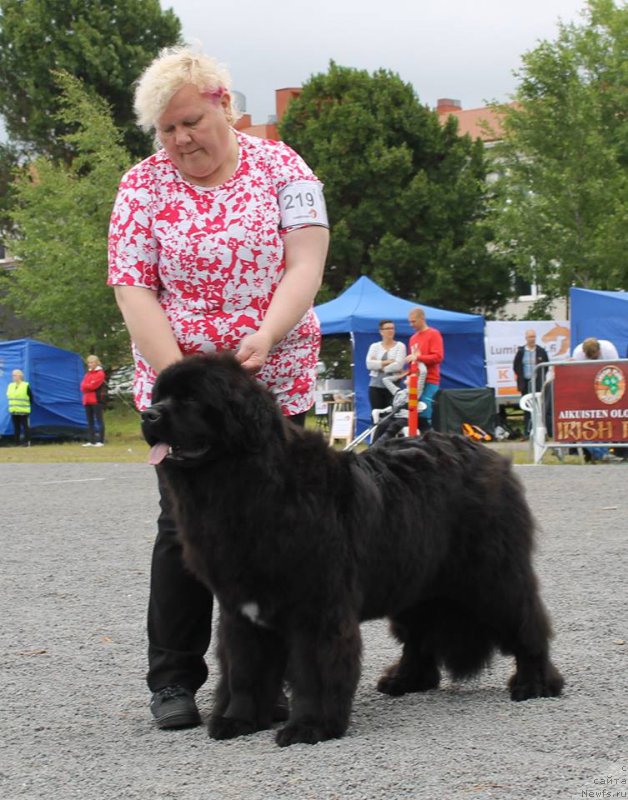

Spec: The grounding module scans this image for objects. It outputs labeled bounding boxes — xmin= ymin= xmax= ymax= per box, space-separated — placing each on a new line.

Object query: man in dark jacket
xmin=513 ymin=330 xmax=550 ymax=436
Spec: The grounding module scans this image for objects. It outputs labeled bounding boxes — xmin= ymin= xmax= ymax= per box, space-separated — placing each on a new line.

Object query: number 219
xmin=284 ymin=191 xmax=315 ymax=209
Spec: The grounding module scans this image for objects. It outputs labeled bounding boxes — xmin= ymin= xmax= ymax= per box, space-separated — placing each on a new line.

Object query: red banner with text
xmin=553 ymin=361 xmax=628 ymax=443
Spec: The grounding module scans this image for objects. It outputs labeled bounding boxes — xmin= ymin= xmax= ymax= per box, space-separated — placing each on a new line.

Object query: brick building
xmin=235 ymin=88 xmax=506 ymax=145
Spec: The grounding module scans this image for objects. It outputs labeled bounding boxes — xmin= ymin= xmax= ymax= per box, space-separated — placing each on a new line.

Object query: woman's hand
xmin=236 ymin=330 xmax=274 ymax=373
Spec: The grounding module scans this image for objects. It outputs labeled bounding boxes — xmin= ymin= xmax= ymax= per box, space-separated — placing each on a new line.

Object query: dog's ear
xmin=243 ymin=392 xmax=279 ymax=451
xmin=224 ymin=385 xmax=282 ymax=452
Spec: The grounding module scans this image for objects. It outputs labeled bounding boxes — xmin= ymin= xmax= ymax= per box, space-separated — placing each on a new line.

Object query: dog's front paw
xmin=275 ymin=718 xmax=335 ymax=747
xmin=208 ymin=715 xmax=260 ymax=740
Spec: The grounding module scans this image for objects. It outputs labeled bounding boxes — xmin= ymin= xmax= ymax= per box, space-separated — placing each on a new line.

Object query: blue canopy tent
xmin=315 ymin=277 xmax=486 ymax=433
xmin=570 ymin=288 xmax=628 ymax=357
xmin=0 ymin=339 xmax=86 ymax=440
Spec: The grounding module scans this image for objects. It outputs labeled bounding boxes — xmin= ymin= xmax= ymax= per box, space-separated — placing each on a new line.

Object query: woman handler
xmin=108 ymin=47 xmax=329 ymax=729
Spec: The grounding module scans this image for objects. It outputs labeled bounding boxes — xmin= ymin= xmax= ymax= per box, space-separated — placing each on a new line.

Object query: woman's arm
xmin=366 ymin=343 xmax=384 ymax=371
xmin=113 ymin=286 xmax=183 ymax=374
xmin=384 ymin=342 xmax=407 ymax=374
xmin=82 ymin=370 xmax=106 ymax=391
xmin=237 ymin=226 xmax=329 ymax=372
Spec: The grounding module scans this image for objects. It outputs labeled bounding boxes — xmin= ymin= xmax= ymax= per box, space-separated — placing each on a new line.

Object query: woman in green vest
xmin=6 ymin=369 xmax=33 ymax=446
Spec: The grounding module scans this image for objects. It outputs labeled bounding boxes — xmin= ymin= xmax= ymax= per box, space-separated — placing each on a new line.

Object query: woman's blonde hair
xmin=86 ymin=355 xmax=102 ymax=367
xmin=134 ymin=46 xmax=240 ymax=130
xmin=12 ymin=368 xmax=24 ymax=380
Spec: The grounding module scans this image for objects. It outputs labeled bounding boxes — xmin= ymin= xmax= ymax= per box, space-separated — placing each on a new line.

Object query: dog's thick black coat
xmin=142 ymin=353 xmax=563 ymax=746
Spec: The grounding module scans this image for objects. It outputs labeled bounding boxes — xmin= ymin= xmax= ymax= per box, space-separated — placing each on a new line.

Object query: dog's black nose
xmin=142 ymin=407 xmax=162 ymax=423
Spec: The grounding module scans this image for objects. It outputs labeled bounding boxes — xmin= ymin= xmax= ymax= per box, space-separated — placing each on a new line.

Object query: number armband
xmin=278 ymin=180 xmax=329 ymax=230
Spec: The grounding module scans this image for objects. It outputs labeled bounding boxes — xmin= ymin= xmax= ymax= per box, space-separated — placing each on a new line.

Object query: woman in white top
xmin=365 ymin=320 xmax=407 ymax=412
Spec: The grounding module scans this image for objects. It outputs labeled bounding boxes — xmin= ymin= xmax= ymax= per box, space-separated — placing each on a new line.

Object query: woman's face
xmin=12 ymin=370 xmax=22 ymax=383
xmin=87 ymin=357 xmax=99 ymax=370
xmin=157 ymin=84 xmax=236 ymax=187
xmin=380 ymin=323 xmax=395 ymax=341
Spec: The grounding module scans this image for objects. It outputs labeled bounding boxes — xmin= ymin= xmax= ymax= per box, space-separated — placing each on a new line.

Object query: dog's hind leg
xmin=276 ymin=615 xmax=362 ymax=747
xmin=376 ymin=614 xmax=441 ymax=696
xmin=504 ymin=592 xmax=564 ymax=701
xmin=208 ymin=612 xmax=287 ymax=740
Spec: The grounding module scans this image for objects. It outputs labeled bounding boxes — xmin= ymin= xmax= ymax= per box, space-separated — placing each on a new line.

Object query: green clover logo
xmin=601 ymin=373 xmax=620 ymax=395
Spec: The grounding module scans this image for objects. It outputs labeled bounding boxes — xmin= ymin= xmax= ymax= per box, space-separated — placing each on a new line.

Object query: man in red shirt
xmin=407 ymin=307 xmax=444 ymax=428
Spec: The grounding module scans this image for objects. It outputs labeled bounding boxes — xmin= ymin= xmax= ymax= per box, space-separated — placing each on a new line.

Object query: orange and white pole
xmin=407 ymin=360 xmax=418 ymax=437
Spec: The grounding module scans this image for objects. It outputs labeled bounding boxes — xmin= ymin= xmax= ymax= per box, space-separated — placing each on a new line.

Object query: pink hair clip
xmin=203 ymin=87 xmax=225 ymax=103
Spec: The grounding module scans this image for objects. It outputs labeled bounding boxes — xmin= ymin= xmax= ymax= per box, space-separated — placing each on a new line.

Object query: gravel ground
xmin=1 ymin=461 xmax=626 ymax=800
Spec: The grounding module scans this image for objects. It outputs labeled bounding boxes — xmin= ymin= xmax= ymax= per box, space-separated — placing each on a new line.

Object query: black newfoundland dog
xmin=142 ymin=353 xmax=563 ymax=747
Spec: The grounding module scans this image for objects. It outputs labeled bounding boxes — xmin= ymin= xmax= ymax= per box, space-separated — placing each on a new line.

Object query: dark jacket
xmin=513 ymin=345 xmax=549 ymax=393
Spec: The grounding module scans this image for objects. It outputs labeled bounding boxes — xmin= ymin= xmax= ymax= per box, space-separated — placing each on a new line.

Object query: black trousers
xmin=369 ymin=386 xmax=392 ymax=413
xmin=146 ymin=410 xmax=307 ymax=693
xmin=11 ymin=414 xmax=30 ymax=444
xmin=85 ymin=403 xmax=105 ymax=443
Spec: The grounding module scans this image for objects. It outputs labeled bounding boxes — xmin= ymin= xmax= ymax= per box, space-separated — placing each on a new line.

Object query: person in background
xmin=108 ymin=47 xmax=329 ymax=730
xmin=6 ymin=368 xmax=33 ymax=446
xmin=80 ymin=355 xmax=106 ymax=446
xmin=572 ymin=337 xmax=619 ymax=361
xmin=406 ymin=307 xmax=443 ymax=429
xmin=513 ymin=330 xmax=549 ymax=437
xmin=365 ymin=320 xmax=406 ymax=413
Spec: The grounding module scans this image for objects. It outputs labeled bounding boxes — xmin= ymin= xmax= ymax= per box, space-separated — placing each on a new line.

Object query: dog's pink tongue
xmin=148 ymin=442 xmax=170 ymax=466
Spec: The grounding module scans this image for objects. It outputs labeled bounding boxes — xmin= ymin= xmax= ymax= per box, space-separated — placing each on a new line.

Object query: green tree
xmin=489 ymin=0 xmax=628 ymax=309
xmin=0 ymin=141 xmax=24 ymax=339
xmin=5 ymin=71 xmax=132 ymax=366
xmin=0 ymin=140 xmax=19 ymax=240
xmin=280 ymin=62 xmax=511 ymax=314
xmin=0 ymin=0 xmax=181 ymax=159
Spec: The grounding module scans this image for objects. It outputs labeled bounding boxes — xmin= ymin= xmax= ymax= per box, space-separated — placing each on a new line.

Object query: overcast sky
xmin=167 ymin=0 xmax=589 ymax=122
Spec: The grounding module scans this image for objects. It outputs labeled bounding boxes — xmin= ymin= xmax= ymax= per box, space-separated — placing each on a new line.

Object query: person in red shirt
xmin=80 ymin=355 xmax=106 ymax=446
xmin=406 ymin=307 xmax=444 ymax=428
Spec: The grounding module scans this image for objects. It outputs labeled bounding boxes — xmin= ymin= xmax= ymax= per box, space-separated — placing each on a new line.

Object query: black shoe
xmin=150 ymin=686 xmax=201 ymax=729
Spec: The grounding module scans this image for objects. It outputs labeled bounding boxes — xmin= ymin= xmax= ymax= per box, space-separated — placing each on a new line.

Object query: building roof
xmin=435 ymin=99 xmax=507 ymax=142
xmin=235 ymin=89 xmax=510 ymax=145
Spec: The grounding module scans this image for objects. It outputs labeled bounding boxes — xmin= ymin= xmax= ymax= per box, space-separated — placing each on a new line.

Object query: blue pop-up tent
xmin=0 ymin=339 xmax=86 ymax=440
xmin=570 ymin=288 xmax=628 ymax=357
xmin=315 ymin=277 xmax=486 ymax=433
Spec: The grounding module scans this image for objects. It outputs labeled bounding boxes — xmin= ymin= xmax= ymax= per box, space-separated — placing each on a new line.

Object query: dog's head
xmin=142 ymin=353 xmax=283 ymax=467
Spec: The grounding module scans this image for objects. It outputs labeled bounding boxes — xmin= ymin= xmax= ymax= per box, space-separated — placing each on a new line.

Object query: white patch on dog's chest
xmin=239 ymin=602 xmax=269 ymax=628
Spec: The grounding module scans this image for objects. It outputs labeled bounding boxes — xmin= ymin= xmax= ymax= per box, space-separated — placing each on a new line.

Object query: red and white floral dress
xmin=107 ymin=131 xmax=322 ymax=414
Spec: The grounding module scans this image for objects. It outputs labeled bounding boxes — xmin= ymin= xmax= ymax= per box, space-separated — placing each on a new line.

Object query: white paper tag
xmin=278 ymin=180 xmax=329 ymax=229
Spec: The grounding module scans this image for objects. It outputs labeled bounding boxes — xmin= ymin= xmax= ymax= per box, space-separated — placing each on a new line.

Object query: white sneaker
xmin=94 ymin=442 xmax=104 ymax=447
xmin=82 ymin=442 xmax=93 ymax=447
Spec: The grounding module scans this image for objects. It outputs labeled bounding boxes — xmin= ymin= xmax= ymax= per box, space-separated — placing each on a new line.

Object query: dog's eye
xmin=181 ymin=398 xmax=206 ymax=413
